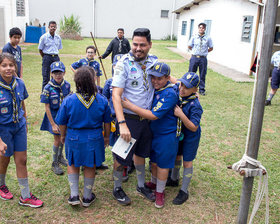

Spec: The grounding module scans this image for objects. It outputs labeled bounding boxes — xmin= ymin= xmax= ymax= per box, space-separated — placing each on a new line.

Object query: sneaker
xmin=122 ymin=167 xmax=129 ymax=182
xmin=144 ymin=182 xmax=156 ymax=190
xmin=172 ymin=190 xmax=189 ymax=205
xmin=19 ymin=193 xmax=43 ymax=208
xmin=155 ymin=191 xmax=165 ymax=208
xmin=68 ymin=195 xmax=80 ymax=206
xmin=58 ymin=155 xmax=68 ymax=167
xmin=166 ymin=177 xmax=179 ymax=187
xmin=265 ymin=100 xmax=271 ymax=106
xmin=52 ymin=162 xmax=64 ymax=175
xmin=0 ymin=185 xmax=13 ymax=200
xmin=81 ymin=193 xmax=96 ymax=207
xmin=136 ymin=185 xmax=155 ymax=202
xmin=112 ymin=187 xmax=131 ymax=206
xmin=96 ymin=163 xmax=109 ymax=170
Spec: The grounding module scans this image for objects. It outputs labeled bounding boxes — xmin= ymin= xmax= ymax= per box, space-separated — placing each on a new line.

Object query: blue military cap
xmin=179 ymin=72 xmax=200 ymax=88
xmin=148 ymin=62 xmax=170 ymax=77
xmin=50 ymin=61 xmax=65 ymax=73
xmin=113 ymin=54 xmax=123 ymax=66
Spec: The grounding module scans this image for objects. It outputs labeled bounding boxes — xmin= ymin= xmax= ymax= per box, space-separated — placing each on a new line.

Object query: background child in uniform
xmin=122 ymin=62 xmax=179 ymax=208
xmin=2 ymin=27 xmax=23 ymax=78
xmin=56 ymin=66 xmax=111 ymax=207
xmin=40 ymin=61 xmax=71 ymax=175
xmin=169 ymin=72 xmax=203 ymax=205
xmin=0 ymin=53 xmax=43 ymax=207
xmin=71 ymin=46 xmax=103 ymax=86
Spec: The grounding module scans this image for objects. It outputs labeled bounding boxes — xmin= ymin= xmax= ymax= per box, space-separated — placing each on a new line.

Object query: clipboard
xmin=111 ymin=137 xmax=136 ymax=159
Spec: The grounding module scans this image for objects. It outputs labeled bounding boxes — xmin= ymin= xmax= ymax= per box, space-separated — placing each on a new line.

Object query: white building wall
xmin=0 ymin=0 xmax=29 ymax=47
xmin=28 ymin=0 xmax=93 ymax=37
xmin=177 ymin=0 xmax=258 ymax=74
xmin=95 ymin=0 xmax=178 ymax=39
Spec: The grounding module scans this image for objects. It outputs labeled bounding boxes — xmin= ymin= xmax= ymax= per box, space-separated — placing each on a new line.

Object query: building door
xmin=0 ymin=8 xmax=5 ymax=48
xmin=189 ymin=19 xmax=194 ymax=40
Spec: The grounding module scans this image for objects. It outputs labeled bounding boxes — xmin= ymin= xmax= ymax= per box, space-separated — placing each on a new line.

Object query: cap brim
xmin=51 ymin=68 xmax=65 ymax=73
xmin=178 ymin=78 xmax=194 ymax=88
xmin=148 ymin=71 xmax=166 ymax=77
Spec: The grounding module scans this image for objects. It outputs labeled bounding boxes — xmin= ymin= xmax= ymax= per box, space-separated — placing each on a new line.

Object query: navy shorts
xmin=0 ymin=121 xmax=27 ymax=157
xmin=150 ymin=132 xmax=179 ymax=169
xmin=114 ymin=117 xmax=152 ymax=166
xmin=271 ymin=67 xmax=280 ymax=89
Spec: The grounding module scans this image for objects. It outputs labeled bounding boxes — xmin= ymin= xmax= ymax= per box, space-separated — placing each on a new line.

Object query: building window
xmin=16 ymin=0 xmax=25 ymax=17
xmin=181 ymin=21 xmax=187 ymax=36
xmin=189 ymin=19 xmax=194 ymax=40
xmin=161 ymin=10 xmax=169 ymax=18
xmin=274 ymin=25 xmax=280 ymax=44
xmin=204 ymin=20 xmax=212 ymax=36
xmin=241 ymin=16 xmax=253 ymax=43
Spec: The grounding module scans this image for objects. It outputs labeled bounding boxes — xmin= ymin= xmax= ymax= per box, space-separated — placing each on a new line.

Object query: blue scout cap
xmin=113 ymin=54 xmax=123 ymax=66
xmin=50 ymin=61 xmax=65 ymax=73
xmin=148 ymin=62 xmax=170 ymax=77
xmin=179 ymin=72 xmax=200 ymax=88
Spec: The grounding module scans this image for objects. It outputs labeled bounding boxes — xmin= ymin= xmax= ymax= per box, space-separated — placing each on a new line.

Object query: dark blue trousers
xmin=42 ymin=54 xmax=60 ymax=90
xmin=188 ymin=56 xmax=208 ymax=92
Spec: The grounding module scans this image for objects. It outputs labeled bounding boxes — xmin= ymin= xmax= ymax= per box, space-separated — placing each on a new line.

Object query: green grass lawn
xmin=0 ymin=38 xmax=279 ymax=224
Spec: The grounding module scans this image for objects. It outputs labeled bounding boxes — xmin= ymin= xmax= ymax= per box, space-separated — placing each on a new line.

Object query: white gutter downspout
xmin=170 ymin=0 xmax=176 ymax=40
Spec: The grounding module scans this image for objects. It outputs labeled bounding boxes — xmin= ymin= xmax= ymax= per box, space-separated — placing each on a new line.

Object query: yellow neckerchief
xmin=76 ymin=93 xmax=95 ymax=109
xmin=155 ymin=82 xmax=174 ymax=92
xmin=0 ymin=78 xmax=19 ymax=123
xmin=48 ymin=79 xmax=65 ymax=106
xmin=137 ymin=57 xmax=150 ymax=91
xmin=176 ymin=94 xmax=197 ymax=137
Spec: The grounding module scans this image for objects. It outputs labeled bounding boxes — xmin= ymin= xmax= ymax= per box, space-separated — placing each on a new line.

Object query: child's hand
xmin=52 ymin=124 xmax=60 ymax=134
xmin=0 ymin=139 xmax=7 ymax=156
xmin=121 ymin=97 xmax=132 ymax=109
xmin=174 ymin=105 xmax=184 ymax=118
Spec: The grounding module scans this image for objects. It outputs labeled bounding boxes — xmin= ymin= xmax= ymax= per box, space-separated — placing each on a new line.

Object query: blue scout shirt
xmin=271 ymin=51 xmax=280 ymax=67
xmin=150 ymin=82 xmax=178 ymax=135
xmin=112 ymin=53 xmax=158 ymax=114
xmin=0 ymin=76 xmax=28 ymax=126
xmin=2 ymin=43 xmax=22 ymax=77
xmin=71 ymin=58 xmax=103 ymax=77
xmin=188 ymin=34 xmax=213 ymax=57
xmin=40 ymin=79 xmax=71 ymax=111
xmin=102 ymin=78 xmax=115 ymax=115
xmin=38 ymin=32 xmax=62 ymax=55
xmin=55 ymin=93 xmax=111 ymax=129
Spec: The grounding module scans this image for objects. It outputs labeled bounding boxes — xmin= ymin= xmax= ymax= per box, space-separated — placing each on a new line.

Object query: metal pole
xmin=237 ymin=0 xmax=277 ymax=223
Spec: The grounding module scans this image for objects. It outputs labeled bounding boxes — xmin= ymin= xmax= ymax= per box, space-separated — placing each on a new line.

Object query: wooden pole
xmin=90 ymin=32 xmax=108 ymax=80
xmin=237 ymin=0 xmax=277 ymax=223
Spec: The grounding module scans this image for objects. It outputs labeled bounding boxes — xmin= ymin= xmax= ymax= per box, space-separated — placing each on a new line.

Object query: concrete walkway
xmin=168 ymin=47 xmax=255 ymax=83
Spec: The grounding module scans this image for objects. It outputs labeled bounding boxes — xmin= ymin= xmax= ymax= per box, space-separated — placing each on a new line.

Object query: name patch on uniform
xmin=1 ymin=107 xmax=8 ymax=114
xmin=52 ymin=99 xmax=58 ymax=104
xmin=131 ymin=80 xmax=139 ymax=87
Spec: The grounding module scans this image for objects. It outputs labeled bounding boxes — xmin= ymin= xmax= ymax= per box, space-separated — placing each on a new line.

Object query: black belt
xmin=124 ymin=113 xmax=145 ymax=121
xmin=192 ymin=55 xmax=206 ymax=58
xmin=44 ymin=54 xmax=58 ymax=57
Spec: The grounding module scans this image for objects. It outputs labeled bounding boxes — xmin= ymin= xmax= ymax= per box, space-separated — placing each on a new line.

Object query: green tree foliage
xmin=59 ymin=14 xmax=82 ymax=40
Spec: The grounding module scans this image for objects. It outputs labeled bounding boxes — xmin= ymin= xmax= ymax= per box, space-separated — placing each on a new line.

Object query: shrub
xmin=59 ymin=14 xmax=83 ymax=40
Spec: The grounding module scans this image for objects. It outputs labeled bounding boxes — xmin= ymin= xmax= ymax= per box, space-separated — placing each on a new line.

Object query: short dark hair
xmin=74 ymin=66 xmax=97 ymax=98
xmin=0 ymin=53 xmax=18 ymax=75
xmin=86 ymin=46 xmax=96 ymax=53
xmin=198 ymin=23 xmax=206 ymax=29
xmin=9 ymin=27 xmax=22 ymax=38
xmin=117 ymin=28 xmax=124 ymax=32
xmin=48 ymin=21 xmax=57 ymax=26
xmin=132 ymin=28 xmax=151 ymax=42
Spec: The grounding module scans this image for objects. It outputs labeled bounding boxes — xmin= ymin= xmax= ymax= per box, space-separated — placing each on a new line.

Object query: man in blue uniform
xmin=265 ymin=51 xmax=280 ymax=106
xmin=112 ymin=28 xmax=157 ymax=205
xmin=38 ymin=21 xmax=62 ymax=90
xmin=188 ymin=23 xmax=213 ymax=95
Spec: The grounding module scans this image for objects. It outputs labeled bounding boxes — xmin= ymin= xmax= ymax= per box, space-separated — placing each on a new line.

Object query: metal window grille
xmin=181 ymin=21 xmax=187 ymax=36
xmin=241 ymin=16 xmax=253 ymax=42
xmin=161 ymin=10 xmax=169 ymax=18
xmin=16 ymin=0 xmax=25 ymax=17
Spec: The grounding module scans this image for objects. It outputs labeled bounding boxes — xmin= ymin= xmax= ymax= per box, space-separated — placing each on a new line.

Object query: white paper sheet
xmin=111 ymin=137 xmax=136 ymax=159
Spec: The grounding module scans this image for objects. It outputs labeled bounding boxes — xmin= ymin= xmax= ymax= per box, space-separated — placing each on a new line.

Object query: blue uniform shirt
xmin=188 ymin=34 xmax=213 ymax=57
xmin=2 ymin=43 xmax=22 ymax=77
xmin=71 ymin=58 xmax=103 ymax=77
xmin=38 ymin=32 xmax=62 ymax=55
xmin=102 ymin=78 xmax=114 ymax=115
xmin=112 ymin=53 xmax=158 ymax=114
xmin=55 ymin=93 xmax=111 ymax=129
xmin=0 ymin=76 xmax=28 ymax=126
xmin=150 ymin=83 xmax=178 ymax=135
xmin=271 ymin=51 xmax=280 ymax=67
xmin=41 ymin=79 xmax=71 ymax=110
